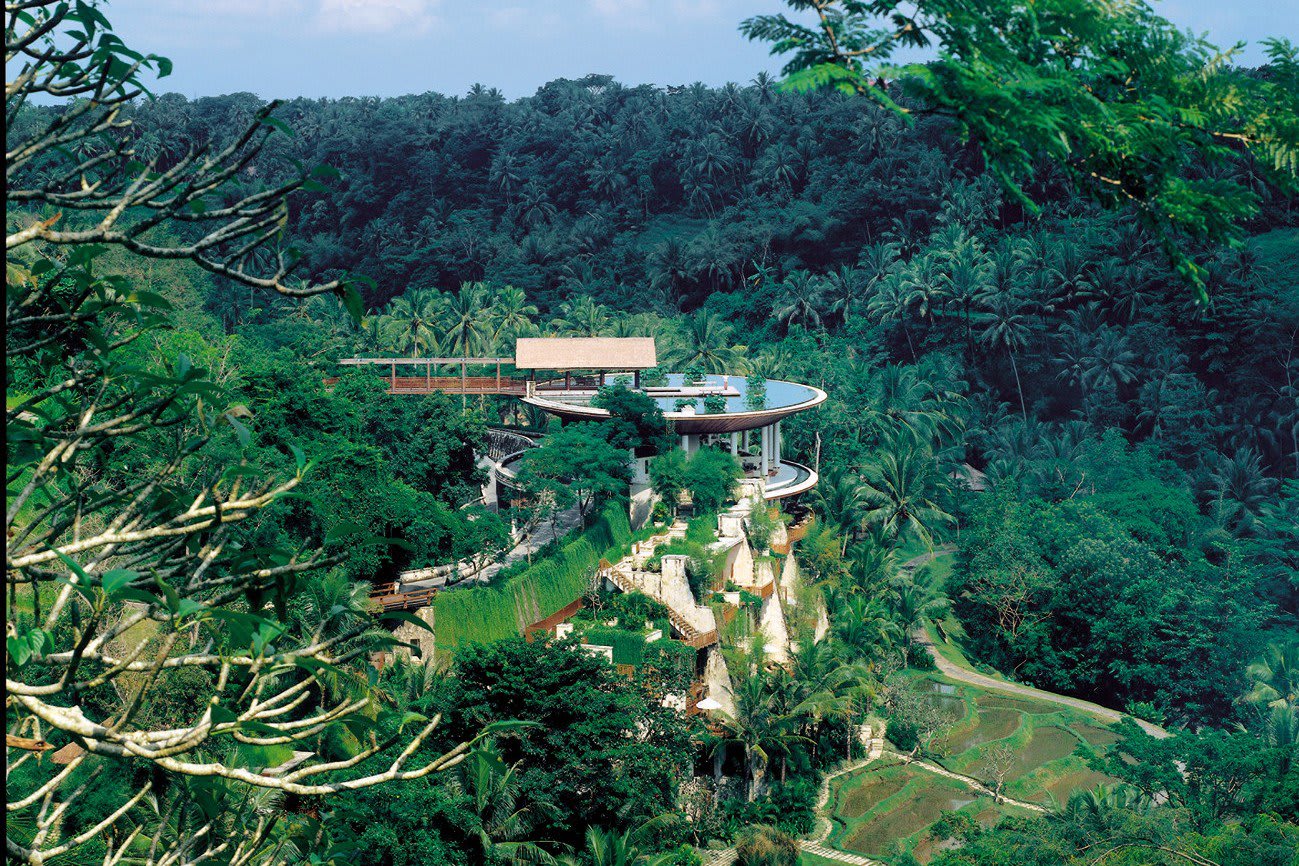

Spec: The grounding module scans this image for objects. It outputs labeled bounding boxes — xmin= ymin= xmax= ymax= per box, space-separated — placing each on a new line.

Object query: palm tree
xmin=888 ymin=568 xmax=949 ymax=663
xmin=831 ymin=592 xmax=902 ymax=664
xmin=808 ymin=468 xmax=868 ymax=554
xmin=773 ymin=269 xmax=826 ymax=333
xmin=444 ymin=282 xmax=490 ymax=358
xmin=713 ymin=664 xmax=803 ymax=801
xmin=1245 ymin=641 xmax=1299 ymax=709
xmin=380 ymin=287 xmax=445 ymax=357
xmin=1210 ymin=446 xmax=1277 ymax=533
xmin=857 ymin=442 xmax=955 ymax=549
xmin=551 ymin=295 xmax=612 ymax=337
xmin=489 ymin=285 xmax=538 ymax=351
xmin=823 ymin=265 xmax=866 ymax=324
xmin=666 ymin=311 xmax=746 ymax=374
xmin=975 ymin=291 xmax=1034 ymax=422
xmin=648 ymin=238 xmax=694 ymax=310
xmin=454 ymin=741 xmax=558 ymax=865
xmin=559 ymin=825 xmax=665 ymax=866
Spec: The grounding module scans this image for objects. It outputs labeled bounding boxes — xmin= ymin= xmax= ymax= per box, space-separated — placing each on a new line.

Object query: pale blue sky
xmin=103 ymin=0 xmax=1298 ymax=100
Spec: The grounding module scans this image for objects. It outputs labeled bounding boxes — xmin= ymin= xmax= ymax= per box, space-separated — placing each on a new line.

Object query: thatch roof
xmin=514 ymin=337 xmax=657 ymax=370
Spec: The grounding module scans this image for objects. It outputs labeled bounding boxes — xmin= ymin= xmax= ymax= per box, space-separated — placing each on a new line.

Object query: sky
xmin=100 ymin=0 xmax=1299 ymax=102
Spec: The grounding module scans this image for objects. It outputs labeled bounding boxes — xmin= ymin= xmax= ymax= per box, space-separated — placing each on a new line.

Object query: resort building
xmin=502 ymin=336 xmax=826 ymax=518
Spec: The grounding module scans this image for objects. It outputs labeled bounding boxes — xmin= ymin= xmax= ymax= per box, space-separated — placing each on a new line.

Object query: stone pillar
xmin=681 ymin=434 xmax=689 ymax=452
xmin=760 ymin=425 xmax=769 ymax=478
xmin=731 ymin=432 xmax=738 ymax=455
xmin=775 ymin=420 xmax=782 ymax=466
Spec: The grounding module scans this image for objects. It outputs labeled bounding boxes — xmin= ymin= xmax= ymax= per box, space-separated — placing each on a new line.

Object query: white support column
xmin=775 ymin=420 xmax=782 ymax=466
xmin=731 ymin=432 xmax=739 ymax=456
xmin=681 ymin=434 xmax=689 ymax=453
xmin=760 ymin=425 xmax=769 ymax=478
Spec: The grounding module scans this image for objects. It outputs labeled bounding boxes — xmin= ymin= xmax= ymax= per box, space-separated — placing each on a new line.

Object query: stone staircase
xmin=599 ymin=521 xmax=718 ymax=648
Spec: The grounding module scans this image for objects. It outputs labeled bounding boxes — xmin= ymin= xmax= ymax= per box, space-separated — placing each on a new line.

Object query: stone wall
xmin=640 ymin=555 xmax=717 ymax=635
xmin=758 ymin=591 xmax=791 ymax=664
xmin=703 ymin=647 xmax=737 ymax=719
xmin=391 ymin=605 xmax=436 ymax=665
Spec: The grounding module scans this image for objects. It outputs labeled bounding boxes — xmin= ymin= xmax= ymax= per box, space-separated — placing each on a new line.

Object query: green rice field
xmin=822 ymin=674 xmax=1124 ymax=863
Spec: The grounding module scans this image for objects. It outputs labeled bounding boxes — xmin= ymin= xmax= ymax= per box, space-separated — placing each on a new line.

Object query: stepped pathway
xmin=599 ymin=521 xmax=720 ymax=647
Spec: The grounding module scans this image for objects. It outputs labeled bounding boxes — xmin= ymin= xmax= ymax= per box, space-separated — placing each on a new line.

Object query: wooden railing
xmin=370 ymin=585 xmax=436 ymax=612
xmin=323 ymin=376 xmax=527 ymax=396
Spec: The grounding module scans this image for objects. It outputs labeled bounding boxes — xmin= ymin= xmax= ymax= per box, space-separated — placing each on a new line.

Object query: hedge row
xmin=434 ymin=503 xmax=634 ymax=652
xmin=582 ymin=627 xmax=647 ymax=666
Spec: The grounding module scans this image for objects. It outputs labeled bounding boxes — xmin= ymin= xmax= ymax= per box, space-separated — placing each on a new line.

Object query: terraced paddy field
xmin=823 ymin=674 xmax=1124 ymax=863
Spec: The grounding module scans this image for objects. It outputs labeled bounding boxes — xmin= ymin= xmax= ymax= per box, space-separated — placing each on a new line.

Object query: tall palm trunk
xmin=1009 ymin=348 xmax=1027 ymax=422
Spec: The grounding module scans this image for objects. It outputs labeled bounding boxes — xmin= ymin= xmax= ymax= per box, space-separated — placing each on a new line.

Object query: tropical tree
xmin=666 ymin=311 xmax=748 ymax=374
xmin=712 ymin=665 xmax=803 ymax=801
xmin=445 ymin=281 xmax=492 ymax=361
xmin=381 ymin=286 xmax=445 ymax=356
xmin=856 ymin=442 xmax=955 ymax=548
xmin=741 ymin=0 xmax=1299 ymax=298
xmin=5 ymin=5 xmax=479 ymax=863
xmin=976 ymin=291 xmax=1035 ymax=421
xmin=773 ymin=269 xmax=826 ymax=332
xmin=489 ymin=285 xmax=539 ymax=351
xmin=1245 ymin=641 xmax=1299 ymax=710
xmin=454 ymin=741 xmax=559 ymax=865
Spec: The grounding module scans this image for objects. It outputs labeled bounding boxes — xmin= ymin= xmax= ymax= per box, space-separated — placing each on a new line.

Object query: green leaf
xmin=259 ymin=115 xmax=295 ymax=138
xmin=224 ymin=413 xmax=251 ymax=447
xmin=324 ymin=521 xmax=364 ymax=543
xmin=101 ymin=569 xmax=138 ymax=595
xmin=379 ymin=610 xmax=435 ymax=634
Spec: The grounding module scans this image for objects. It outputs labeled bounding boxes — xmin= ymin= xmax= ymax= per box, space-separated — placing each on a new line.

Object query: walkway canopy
xmin=514 ymin=337 xmax=657 ymax=371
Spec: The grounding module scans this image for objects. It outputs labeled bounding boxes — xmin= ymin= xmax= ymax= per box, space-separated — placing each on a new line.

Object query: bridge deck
xmin=323 ymin=376 xmax=528 ymax=396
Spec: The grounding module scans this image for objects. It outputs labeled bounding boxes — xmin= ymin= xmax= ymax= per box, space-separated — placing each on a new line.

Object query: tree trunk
xmin=1009 ymin=348 xmax=1028 ymax=423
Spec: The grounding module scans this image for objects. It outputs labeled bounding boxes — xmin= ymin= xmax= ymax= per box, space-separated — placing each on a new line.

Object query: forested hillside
xmin=8 ymin=2 xmax=1298 ymax=862
xmin=19 ymin=70 xmax=1297 ymax=720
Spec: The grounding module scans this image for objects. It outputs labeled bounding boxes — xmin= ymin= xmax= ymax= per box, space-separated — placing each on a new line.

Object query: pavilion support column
xmin=760 ymin=425 xmax=769 ymax=479
xmin=681 ymin=434 xmax=689 ymax=453
xmin=390 ymin=361 xmax=396 ymax=394
xmin=565 ymin=371 xmax=571 ymax=391
xmin=496 ymin=361 xmax=501 ymax=392
xmin=426 ymin=360 xmax=431 ymax=391
xmin=775 ymin=420 xmax=782 ymax=466
xmin=730 ymin=432 xmax=738 ymax=456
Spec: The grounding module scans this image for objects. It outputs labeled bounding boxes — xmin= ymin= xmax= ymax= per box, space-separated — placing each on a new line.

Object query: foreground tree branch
xmin=6 ymin=3 xmax=471 ymax=863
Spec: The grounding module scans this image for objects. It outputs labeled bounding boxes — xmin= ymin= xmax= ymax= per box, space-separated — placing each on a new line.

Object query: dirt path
xmin=905 ymin=549 xmax=1169 ymax=740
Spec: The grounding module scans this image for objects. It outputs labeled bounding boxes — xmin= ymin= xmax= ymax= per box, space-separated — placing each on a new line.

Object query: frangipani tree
xmin=6 ymin=3 xmax=483 ymax=863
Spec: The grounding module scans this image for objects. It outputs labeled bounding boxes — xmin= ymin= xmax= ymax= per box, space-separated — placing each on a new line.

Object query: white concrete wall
xmin=758 ymin=591 xmax=791 ymax=665
xmin=642 ymin=555 xmax=717 ymax=635
xmin=704 ymin=647 xmax=737 ymax=719
xmin=730 ymin=539 xmax=755 ymax=587
xmin=718 ymin=512 xmax=745 ymax=539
